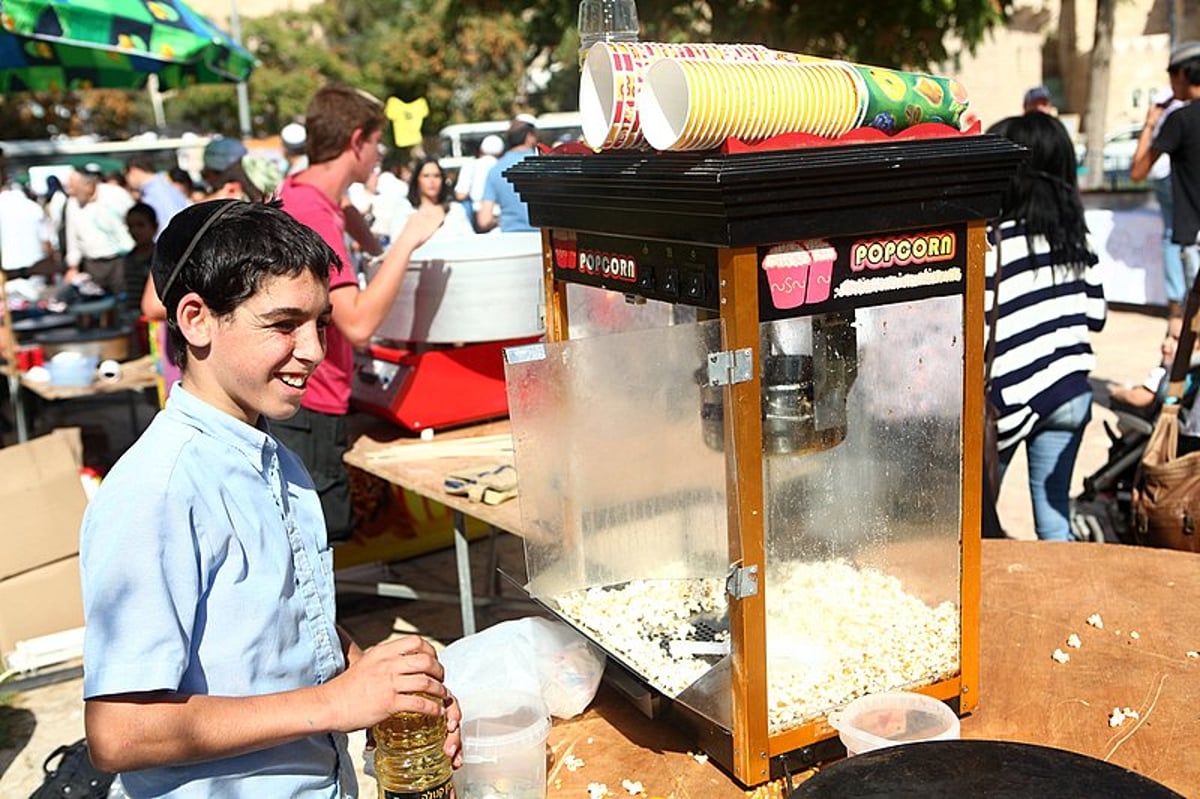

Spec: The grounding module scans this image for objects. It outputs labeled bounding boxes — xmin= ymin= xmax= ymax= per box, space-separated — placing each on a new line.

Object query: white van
xmin=437 ymin=111 xmax=583 ymax=170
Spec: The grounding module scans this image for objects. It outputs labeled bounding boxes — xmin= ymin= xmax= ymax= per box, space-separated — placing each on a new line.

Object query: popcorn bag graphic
xmin=762 ymin=240 xmax=836 ymax=309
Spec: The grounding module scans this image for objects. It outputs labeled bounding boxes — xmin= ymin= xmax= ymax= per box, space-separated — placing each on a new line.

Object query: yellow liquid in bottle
xmin=373 ymin=694 xmax=453 ymax=799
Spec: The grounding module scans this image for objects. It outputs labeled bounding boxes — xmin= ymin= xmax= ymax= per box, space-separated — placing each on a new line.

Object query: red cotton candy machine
xmin=351 ymin=232 xmax=545 ymax=432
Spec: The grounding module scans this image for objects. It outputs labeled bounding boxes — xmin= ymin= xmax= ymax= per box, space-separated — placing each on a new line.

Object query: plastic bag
xmin=441 ymin=616 xmax=605 ymax=719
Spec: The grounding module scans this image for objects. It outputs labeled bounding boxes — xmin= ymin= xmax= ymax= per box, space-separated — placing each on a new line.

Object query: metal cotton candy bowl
xmin=369 ymin=232 xmax=545 ymax=344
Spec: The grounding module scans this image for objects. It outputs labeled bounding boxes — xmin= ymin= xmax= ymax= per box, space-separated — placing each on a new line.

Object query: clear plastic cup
xmin=829 ymin=691 xmax=961 ymax=757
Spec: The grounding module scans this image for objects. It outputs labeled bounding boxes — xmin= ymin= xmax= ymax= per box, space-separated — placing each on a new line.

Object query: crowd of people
xmin=0 ymin=110 xmax=542 ymax=317
xmin=1 ymin=49 xmax=1196 ymax=792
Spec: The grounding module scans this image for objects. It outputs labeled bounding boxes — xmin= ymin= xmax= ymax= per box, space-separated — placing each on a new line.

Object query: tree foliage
xmin=0 ymin=0 xmax=1011 ymax=142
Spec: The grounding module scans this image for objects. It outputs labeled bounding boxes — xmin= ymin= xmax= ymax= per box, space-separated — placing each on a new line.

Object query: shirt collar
xmin=166 ymin=385 xmax=278 ymax=473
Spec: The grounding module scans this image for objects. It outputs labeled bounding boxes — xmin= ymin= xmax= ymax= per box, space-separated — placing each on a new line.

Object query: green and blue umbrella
xmin=0 ymin=0 xmax=255 ymax=92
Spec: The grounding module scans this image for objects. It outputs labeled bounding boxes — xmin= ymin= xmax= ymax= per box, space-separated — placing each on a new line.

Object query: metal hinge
xmin=726 ymin=563 xmax=759 ymax=599
xmin=705 ymin=348 xmax=753 ymax=387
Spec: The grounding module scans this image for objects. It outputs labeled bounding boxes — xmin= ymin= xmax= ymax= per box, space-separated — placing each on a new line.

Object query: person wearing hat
xmin=1132 ymin=40 xmax=1200 ymax=316
xmin=1022 ymin=86 xmax=1055 ymax=114
xmin=453 ymin=133 xmax=504 ymax=230
xmin=200 ymin=136 xmax=248 ymax=193
xmin=475 ymin=119 xmax=540 ymax=233
xmin=281 ymin=122 xmax=308 ymax=176
xmin=63 ymin=164 xmax=135 ymax=298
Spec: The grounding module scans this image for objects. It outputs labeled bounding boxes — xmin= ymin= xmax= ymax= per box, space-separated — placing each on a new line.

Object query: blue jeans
xmin=999 ymin=391 xmax=1093 ymax=541
xmin=1152 ymin=178 xmax=1186 ymax=305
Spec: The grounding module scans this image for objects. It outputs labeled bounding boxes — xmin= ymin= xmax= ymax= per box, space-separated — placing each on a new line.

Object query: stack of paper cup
xmin=580 ymin=41 xmax=786 ymax=150
xmin=639 ymin=59 xmax=867 ymax=151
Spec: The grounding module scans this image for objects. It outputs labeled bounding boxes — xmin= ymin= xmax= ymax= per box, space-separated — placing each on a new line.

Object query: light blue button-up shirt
xmin=81 ymin=387 xmax=356 ymax=797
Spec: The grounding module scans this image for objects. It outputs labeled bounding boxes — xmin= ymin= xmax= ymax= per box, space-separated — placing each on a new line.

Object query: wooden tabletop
xmin=544 ymin=540 xmax=1200 ymax=797
xmin=343 ymin=418 xmax=522 ymax=533
xmin=343 ymin=421 xmax=1198 ymax=795
xmin=19 ymin=354 xmax=158 ymax=401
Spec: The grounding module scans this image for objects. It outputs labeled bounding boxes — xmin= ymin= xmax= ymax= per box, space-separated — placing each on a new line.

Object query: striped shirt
xmin=985 ymin=221 xmax=1106 ymax=451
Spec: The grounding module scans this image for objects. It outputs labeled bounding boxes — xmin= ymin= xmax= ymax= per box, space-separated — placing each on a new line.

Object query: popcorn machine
xmin=502 ymin=136 xmax=1025 ymax=785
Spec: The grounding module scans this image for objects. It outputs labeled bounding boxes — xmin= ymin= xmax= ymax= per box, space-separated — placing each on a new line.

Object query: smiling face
xmin=181 ymin=270 xmax=331 ymax=426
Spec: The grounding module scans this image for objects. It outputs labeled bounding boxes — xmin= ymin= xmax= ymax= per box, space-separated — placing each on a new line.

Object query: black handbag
xmin=29 ymin=739 xmax=114 ymax=799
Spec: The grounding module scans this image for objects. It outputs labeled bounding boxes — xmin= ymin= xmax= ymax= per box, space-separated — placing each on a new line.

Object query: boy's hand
xmin=322 ymin=635 xmax=449 ymax=733
xmin=392 ymin=207 xmax=443 ymax=253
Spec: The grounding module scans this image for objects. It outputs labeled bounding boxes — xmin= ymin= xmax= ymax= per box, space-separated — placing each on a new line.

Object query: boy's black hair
xmin=126 ymin=201 xmax=157 ymax=226
xmin=986 ymin=111 xmax=1091 ymax=269
xmin=151 ymin=199 xmax=340 ymax=368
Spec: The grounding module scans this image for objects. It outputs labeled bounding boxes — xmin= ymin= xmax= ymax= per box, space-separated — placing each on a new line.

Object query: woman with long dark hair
xmin=387 ymin=155 xmax=474 ymax=242
xmin=986 ymin=111 xmax=1107 ymax=541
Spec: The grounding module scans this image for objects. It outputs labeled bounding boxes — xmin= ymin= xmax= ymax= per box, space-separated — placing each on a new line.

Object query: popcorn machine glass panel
xmin=505 ymin=319 xmax=731 ymax=613
xmin=761 ymin=297 xmax=963 ymax=735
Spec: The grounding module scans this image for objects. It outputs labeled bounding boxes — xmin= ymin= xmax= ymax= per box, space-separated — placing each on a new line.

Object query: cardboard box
xmin=0 ymin=555 xmax=84 ymax=659
xmin=0 ymin=428 xmax=88 ymax=660
xmin=0 ymin=427 xmax=86 ymax=581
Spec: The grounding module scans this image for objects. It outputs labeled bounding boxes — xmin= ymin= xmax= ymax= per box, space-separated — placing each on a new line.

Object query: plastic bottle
xmin=372 ymin=696 xmax=452 ymax=799
xmin=577 ymin=0 xmax=639 ymax=68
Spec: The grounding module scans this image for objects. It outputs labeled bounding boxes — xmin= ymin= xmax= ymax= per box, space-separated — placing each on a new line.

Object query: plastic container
xmin=453 ymin=691 xmax=551 ymax=799
xmin=46 ymin=353 xmax=98 ymax=387
xmin=828 ymin=691 xmax=960 ymax=757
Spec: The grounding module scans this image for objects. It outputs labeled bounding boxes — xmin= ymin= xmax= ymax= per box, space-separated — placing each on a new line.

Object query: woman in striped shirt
xmin=986 ymin=112 xmax=1107 ymax=541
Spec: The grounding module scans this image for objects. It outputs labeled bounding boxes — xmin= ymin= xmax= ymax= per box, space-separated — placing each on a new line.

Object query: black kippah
xmin=152 ymin=199 xmax=243 ymax=301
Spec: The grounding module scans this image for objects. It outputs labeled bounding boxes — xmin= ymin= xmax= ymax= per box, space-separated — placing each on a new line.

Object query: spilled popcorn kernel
xmin=621 ymin=779 xmax=645 ymax=795
xmin=587 ymin=783 xmax=610 ymax=799
xmin=1051 ymin=648 xmax=1070 ymax=664
xmin=1066 ymin=633 xmax=1082 ymax=649
xmin=1086 ymin=613 xmax=1104 ymax=629
xmin=1130 ymin=631 xmax=1141 ymax=640
xmin=689 ymin=751 xmax=709 ymax=764
xmin=1186 ymin=651 xmax=1199 ymax=659
xmin=563 ymin=754 xmax=585 ymax=772
xmin=1109 ymin=707 xmax=1127 ymax=727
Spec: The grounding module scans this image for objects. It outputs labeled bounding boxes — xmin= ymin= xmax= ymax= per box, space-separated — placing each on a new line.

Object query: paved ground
xmin=0 ymin=307 xmax=1169 ymax=795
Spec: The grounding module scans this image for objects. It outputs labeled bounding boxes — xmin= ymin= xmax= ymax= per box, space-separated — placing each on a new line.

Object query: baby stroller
xmin=1071 ymin=375 xmax=1199 ymax=544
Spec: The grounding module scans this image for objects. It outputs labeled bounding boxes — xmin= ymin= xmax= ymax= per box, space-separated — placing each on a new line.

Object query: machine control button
xmin=660 ymin=267 xmax=679 ymax=296
xmin=638 ymin=264 xmax=656 ymax=290
xmin=683 ymin=270 xmax=705 ymax=301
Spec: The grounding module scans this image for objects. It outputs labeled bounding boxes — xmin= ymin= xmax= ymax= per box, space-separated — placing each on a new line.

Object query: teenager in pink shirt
xmin=276 ymin=84 xmax=441 ymax=541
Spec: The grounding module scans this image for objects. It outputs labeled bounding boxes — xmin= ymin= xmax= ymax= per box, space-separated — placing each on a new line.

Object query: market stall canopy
xmin=0 ymin=0 xmax=255 ymax=92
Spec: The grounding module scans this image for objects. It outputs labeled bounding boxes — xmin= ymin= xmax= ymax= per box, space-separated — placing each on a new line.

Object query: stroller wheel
xmin=1070 ymin=495 xmax=1122 ymax=543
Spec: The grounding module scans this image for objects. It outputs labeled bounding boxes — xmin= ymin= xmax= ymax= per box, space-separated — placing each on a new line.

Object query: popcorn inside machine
xmin=502 ymin=135 xmax=1025 ymax=785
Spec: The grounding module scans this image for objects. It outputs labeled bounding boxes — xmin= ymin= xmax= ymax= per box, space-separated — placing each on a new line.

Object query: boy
xmin=80 ymin=200 xmax=460 ymax=797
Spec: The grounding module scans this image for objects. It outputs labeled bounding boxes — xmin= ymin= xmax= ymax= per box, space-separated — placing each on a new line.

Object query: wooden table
xmin=11 ymin=354 xmax=158 ymax=443
xmin=345 ymin=422 xmax=1199 ymax=795
xmin=342 ymin=420 xmax=519 ymax=635
xmin=544 ymin=540 xmax=1200 ymax=797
